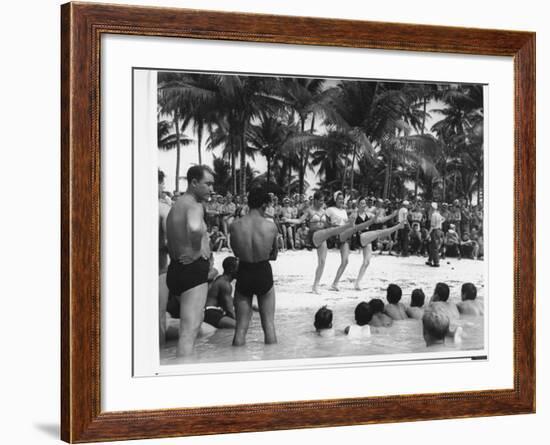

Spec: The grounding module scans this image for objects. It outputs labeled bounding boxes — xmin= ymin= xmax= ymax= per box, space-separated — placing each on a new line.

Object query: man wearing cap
xmin=426 ymin=202 xmax=444 ymax=267
xmin=397 ymin=200 xmax=411 ymax=257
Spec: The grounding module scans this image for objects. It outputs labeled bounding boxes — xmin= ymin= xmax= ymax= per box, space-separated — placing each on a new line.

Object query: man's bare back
xmin=230 ymin=212 xmax=278 ymax=263
xmin=229 ymin=188 xmax=278 ymax=346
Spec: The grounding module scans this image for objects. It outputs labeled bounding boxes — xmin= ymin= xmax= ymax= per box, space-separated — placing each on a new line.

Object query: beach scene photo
xmin=148 ymin=70 xmax=485 ymax=368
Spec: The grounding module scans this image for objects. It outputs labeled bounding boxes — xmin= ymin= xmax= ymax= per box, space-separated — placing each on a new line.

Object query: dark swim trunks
xmin=235 ymin=260 xmax=274 ymax=298
xmin=165 ymin=257 xmax=209 ymax=319
xmin=204 ymin=306 xmax=234 ymax=327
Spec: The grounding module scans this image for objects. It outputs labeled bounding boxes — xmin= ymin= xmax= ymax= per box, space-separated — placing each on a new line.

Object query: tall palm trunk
xmin=287 ymin=163 xmax=292 ymax=196
xmin=197 ymin=122 xmax=203 ymax=165
xmin=300 ymin=115 xmax=315 ymax=194
xmin=349 ymin=144 xmax=357 ymax=194
xmin=298 ymin=117 xmax=306 ymax=195
xmin=173 ymin=112 xmax=181 ymax=193
xmin=415 ymin=97 xmax=428 ymax=198
xmin=341 ymin=152 xmax=350 ymax=192
xmin=383 ymin=154 xmax=392 ymax=199
xmin=231 ymin=146 xmax=236 ymax=195
xmin=239 ymin=123 xmax=247 ymax=197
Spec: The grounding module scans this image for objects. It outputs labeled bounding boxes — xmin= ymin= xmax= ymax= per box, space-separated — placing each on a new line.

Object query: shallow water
xmin=160 ymin=251 xmax=485 ymax=366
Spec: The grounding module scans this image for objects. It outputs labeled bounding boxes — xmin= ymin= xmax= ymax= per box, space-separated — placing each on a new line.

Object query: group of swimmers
xmin=314 ymin=282 xmax=483 ymax=347
xmin=158 ymin=164 xmax=482 ymax=359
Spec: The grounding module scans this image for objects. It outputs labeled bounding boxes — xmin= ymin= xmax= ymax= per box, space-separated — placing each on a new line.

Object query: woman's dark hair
xmin=411 ymin=288 xmax=426 ymax=307
xmin=314 ymin=306 xmax=333 ymax=330
xmin=461 ymin=282 xmax=477 ymax=300
xmin=313 ymin=191 xmax=325 ymax=202
xmin=354 ymin=302 xmax=374 ymax=326
xmin=386 ymin=284 xmax=403 ymax=304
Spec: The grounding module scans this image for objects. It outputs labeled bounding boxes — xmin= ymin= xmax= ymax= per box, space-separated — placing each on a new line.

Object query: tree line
xmin=157 ymin=72 xmax=483 ymax=203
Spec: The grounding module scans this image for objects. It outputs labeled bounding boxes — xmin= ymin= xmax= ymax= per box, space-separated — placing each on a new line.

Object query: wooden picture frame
xmin=61 ymin=2 xmax=535 ymax=442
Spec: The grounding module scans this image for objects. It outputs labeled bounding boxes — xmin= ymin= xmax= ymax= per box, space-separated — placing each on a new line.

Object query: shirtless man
xmin=229 ymin=187 xmax=279 ymax=346
xmin=158 ymin=169 xmax=171 ymax=274
xmin=204 ymin=256 xmax=239 ymax=329
xmin=166 ymin=165 xmax=214 ymax=358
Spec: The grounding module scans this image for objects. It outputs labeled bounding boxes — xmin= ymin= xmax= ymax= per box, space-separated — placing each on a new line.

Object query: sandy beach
xmin=213 ymin=248 xmax=485 ymax=308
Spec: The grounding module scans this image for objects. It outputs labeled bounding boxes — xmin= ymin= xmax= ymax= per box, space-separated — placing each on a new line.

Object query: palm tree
xmin=156 ymin=117 xmax=193 ymax=192
xmin=430 ymin=83 xmax=484 ymax=202
xmin=276 ymin=78 xmax=331 ymax=194
xmin=246 ymin=111 xmax=290 ymax=184
xmin=161 ymin=74 xmax=285 ymax=196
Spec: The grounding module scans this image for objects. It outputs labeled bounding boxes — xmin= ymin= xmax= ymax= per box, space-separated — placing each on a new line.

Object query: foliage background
xmin=0 ymin=1 xmax=545 ymax=445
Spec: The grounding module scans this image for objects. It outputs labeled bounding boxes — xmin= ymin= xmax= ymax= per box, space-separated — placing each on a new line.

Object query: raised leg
xmin=359 ymin=223 xmax=403 ymax=246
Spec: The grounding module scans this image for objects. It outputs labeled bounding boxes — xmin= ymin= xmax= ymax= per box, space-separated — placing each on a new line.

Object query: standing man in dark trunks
xmin=229 ymin=187 xmax=279 ymax=346
xmin=204 ymin=256 xmax=239 ymax=329
xmin=166 ymin=165 xmax=214 ymax=359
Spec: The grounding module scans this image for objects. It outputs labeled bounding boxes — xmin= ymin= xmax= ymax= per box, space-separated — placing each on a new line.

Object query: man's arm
xmin=187 ymin=205 xmax=205 ymax=251
xmin=269 ymin=224 xmax=279 ymax=261
xmin=219 ymin=282 xmax=235 ymax=318
xmin=229 ymin=224 xmax=241 ymax=258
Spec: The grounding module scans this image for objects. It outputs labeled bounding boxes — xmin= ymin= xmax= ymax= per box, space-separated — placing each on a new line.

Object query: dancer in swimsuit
xmin=353 ymin=197 xmax=399 ymax=290
xmin=165 ymin=165 xmax=214 ymax=359
xmin=326 ymin=191 xmax=355 ymax=291
xmin=283 ymin=191 xmax=355 ymax=294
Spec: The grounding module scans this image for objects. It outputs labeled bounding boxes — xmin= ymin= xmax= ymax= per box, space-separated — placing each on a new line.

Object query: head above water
xmin=354 ymin=302 xmax=374 ymax=326
xmin=248 ymin=187 xmax=271 ymax=211
xmin=222 ymin=256 xmax=239 ymax=278
xmin=386 ymin=284 xmax=403 ymax=304
xmin=411 ymin=288 xmax=426 ymax=308
xmin=368 ymin=298 xmax=385 ymax=314
xmin=186 ymin=165 xmax=214 ymax=202
xmin=314 ymin=305 xmax=333 ymax=331
xmin=433 ymin=282 xmax=450 ymax=302
xmin=461 ymin=282 xmax=477 ymax=301
xmin=422 ymin=303 xmax=450 ymax=345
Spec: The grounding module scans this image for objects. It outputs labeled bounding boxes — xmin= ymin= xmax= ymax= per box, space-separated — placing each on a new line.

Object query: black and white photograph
xmin=136 ymin=69 xmax=487 ymax=371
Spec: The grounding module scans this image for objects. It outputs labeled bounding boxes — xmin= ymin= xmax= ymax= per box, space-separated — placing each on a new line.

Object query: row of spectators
xmin=159 ymin=190 xmax=484 ymax=259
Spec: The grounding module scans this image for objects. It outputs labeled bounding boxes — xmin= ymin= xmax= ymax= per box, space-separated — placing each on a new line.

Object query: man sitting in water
xmin=384 ymin=284 xmax=407 ymax=320
xmin=422 ymin=304 xmax=450 ymax=347
xmin=429 ymin=282 xmax=460 ymax=321
xmin=367 ymin=298 xmax=393 ymax=327
xmin=314 ymin=306 xmax=335 ymax=337
xmin=204 ymin=256 xmax=239 ymax=329
xmin=406 ymin=288 xmax=426 ymax=320
xmin=457 ymin=282 xmax=484 ymax=316
xmin=229 ymin=187 xmax=279 ymax=346
xmin=344 ymin=302 xmax=372 ymax=338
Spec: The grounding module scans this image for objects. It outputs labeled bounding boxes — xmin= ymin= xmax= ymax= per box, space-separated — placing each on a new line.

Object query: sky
xmin=157 ymin=78 xmax=449 ymax=194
